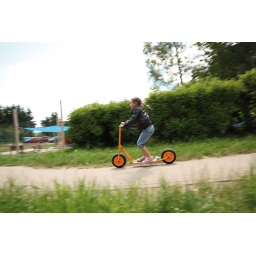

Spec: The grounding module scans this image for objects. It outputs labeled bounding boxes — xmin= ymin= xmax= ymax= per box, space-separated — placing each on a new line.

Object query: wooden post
xmin=12 ymin=108 xmax=20 ymax=154
xmin=60 ymin=100 xmax=65 ymax=150
xmin=56 ymin=112 xmax=59 ymax=147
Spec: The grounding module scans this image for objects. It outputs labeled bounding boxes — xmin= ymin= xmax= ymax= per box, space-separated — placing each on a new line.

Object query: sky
xmin=0 ymin=42 xmax=156 ymax=127
xmin=0 ymin=42 xmax=204 ymax=128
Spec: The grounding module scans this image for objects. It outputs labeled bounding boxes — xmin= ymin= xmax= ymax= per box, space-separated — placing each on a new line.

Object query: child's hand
xmin=119 ymin=122 xmax=125 ymax=127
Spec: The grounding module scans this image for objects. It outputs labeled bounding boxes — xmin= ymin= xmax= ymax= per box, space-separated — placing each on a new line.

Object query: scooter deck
xmin=133 ymin=158 xmax=164 ymax=164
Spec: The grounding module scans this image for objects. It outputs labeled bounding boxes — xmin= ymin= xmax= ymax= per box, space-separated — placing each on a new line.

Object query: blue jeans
xmin=137 ymin=125 xmax=154 ymax=149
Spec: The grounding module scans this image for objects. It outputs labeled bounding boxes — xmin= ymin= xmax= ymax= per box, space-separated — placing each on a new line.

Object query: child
xmin=119 ymin=97 xmax=154 ymax=164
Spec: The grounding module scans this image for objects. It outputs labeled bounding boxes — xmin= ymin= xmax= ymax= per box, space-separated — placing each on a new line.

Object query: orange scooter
xmin=112 ymin=126 xmax=176 ymax=168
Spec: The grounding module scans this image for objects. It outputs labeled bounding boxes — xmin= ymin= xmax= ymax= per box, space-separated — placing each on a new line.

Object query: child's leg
xmin=141 ymin=146 xmax=151 ymax=158
xmin=137 ymin=125 xmax=154 ymax=158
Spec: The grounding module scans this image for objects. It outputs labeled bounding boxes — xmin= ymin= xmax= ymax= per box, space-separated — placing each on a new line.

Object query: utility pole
xmin=60 ymin=100 xmax=65 ymax=150
xmin=12 ymin=108 xmax=20 ymax=154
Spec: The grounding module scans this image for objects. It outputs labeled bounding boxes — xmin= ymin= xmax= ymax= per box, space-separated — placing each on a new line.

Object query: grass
xmin=1 ymin=133 xmax=256 ymax=168
xmin=1 ymin=167 xmax=256 ymax=213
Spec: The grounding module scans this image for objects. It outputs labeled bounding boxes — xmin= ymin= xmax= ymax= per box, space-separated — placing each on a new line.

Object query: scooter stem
xmin=118 ymin=126 xmax=122 ymax=161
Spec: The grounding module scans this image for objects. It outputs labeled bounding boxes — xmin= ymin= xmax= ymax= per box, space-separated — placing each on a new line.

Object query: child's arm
xmin=122 ymin=108 xmax=140 ymax=128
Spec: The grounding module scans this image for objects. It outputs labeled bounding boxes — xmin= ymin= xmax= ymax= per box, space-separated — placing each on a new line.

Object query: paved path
xmin=1 ymin=153 xmax=256 ymax=189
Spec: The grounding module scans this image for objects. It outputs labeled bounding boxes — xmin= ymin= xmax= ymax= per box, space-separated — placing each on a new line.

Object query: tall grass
xmin=1 ymin=168 xmax=256 ymax=213
xmin=1 ymin=134 xmax=256 ymax=168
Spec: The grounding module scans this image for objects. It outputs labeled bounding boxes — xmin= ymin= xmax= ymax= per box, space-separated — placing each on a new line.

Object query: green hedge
xmin=145 ymin=77 xmax=242 ymax=141
xmin=67 ymin=70 xmax=256 ymax=147
xmin=66 ymin=101 xmax=143 ymax=147
xmin=238 ymin=68 xmax=256 ymax=131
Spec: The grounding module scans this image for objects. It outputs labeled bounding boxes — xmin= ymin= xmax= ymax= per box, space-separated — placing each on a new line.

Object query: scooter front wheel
xmin=112 ymin=153 xmax=127 ymax=168
xmin=161 ymin=149 xmax=176 ymax=164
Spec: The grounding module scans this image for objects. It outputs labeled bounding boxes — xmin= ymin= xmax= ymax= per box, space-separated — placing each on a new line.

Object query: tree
xmin=0 ymin=105 xmax=36 ymax=140
xmin=40 ymin=112 xmax=60 ymax=137
xmin=191 ymin=65 xmax=210 ymax=81
xmin=195 ymin=42 xmax=256 ymax=80
xmin=143 ymin=42 xmax=193 ymax=89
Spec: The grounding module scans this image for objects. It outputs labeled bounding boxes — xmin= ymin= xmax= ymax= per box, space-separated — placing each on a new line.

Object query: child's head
xmin=130 ymin=97 xmax=142 ymax=109
xmin=130 ymin=97 xmax=152 ymax=111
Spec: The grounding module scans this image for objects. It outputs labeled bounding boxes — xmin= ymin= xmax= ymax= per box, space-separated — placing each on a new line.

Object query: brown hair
xmin=131 ymin=97 xmax=152 ymax=111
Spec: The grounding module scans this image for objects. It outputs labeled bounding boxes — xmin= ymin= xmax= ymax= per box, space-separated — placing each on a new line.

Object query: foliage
xmin=143 ymin=42 xmax=193 ymax=89
xmin=0 ymin=105 xmax=36 ymax=140
xmin=145 ymin=77 xmax=242 ymax=141
xmin=40 ymin=112 xmax=60 ymax=137
xmin=67 ymin=101 xmax=145 ymax=147
xmin=238 ymin=68 xmax=256 ymax=131
xmin=191 ymin=65 xmax=210 ymax=81
xmin=195 ymin=42 xmax=256 ymax=80
xmin=66 ymin=69 xmax=256 ymax=147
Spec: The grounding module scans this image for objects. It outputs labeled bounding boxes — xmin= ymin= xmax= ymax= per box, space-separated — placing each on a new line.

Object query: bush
xmin=238 ymin=68 xmax=256 ymax=131
xmin=67 ymin=101 xmax=143 ymax=147
xmin=67 ymin=71 xmax=256 ymax=147
xmin=145 ymin=77 xmax=242 ymax=141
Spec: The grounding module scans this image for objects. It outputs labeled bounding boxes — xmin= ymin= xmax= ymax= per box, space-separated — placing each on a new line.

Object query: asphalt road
xmin=1 ymin=153 xmax=256 ymax=189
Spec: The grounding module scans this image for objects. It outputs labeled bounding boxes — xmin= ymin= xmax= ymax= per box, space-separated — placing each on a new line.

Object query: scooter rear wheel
xmin=112 ymin=153 xmax=126 ymax=168
xmin=161 ymin=149 xmax=176 ymax=164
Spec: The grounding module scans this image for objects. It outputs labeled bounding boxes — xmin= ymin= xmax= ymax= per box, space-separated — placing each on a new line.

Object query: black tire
xmin=112 ymin=153 xmax=126 ymax=168
xmin=161 ymin=149 xmax=176 ymax=164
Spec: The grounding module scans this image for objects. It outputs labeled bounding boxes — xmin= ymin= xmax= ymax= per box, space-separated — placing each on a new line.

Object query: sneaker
xmin=142 ymin=156 xmax=154 ymax=164
xmin=137 ymin=156 xmax=146 ymax=162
